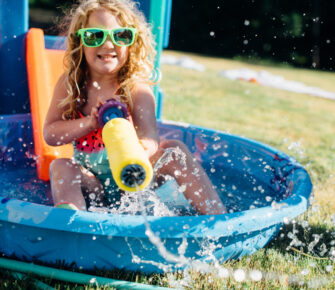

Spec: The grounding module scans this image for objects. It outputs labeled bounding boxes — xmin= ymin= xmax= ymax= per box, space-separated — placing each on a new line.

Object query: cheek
xmin=118 ymin=47 xmax=129 ymax=63
xmin=83 ymin=47 xmax=97 ymax=63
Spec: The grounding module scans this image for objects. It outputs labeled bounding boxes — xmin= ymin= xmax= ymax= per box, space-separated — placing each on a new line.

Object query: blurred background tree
xmin=29 ymin=0 xmax=335 ymax=70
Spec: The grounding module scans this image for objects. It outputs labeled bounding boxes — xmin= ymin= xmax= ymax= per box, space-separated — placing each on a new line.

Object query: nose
xmin=102 ymin=35 xmax=115 ymax=48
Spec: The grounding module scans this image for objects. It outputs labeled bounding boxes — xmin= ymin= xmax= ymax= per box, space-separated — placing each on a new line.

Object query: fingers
xmin=97 ymin=96 xmax=105 ymax=107
xmin=140 ymin=138 xmax=159 ymax=159
xmin=139 ymin=139 xmax=148 ymax=150
xmin=91 ymin=97 xmax=105 ymax=117
xmin=91 ymin=106 xmax=98 ymax=118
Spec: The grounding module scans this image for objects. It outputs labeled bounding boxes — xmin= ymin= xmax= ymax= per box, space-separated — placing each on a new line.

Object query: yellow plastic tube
xmin=102 ymin=118 xmax=153 ymax=192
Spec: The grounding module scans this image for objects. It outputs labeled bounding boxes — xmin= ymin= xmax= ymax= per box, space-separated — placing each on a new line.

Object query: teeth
xmin=99 ymin=55 xmax=116 ymax=60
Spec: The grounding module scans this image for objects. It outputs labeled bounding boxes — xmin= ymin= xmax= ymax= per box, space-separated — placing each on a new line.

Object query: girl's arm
xmin=130 ymin=83 xmax=160 ymax=158
xmin=44 ymin=74 xmax=100 ymax=146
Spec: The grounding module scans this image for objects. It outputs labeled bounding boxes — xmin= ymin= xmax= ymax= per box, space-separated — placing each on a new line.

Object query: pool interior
xmin=0 ymin=159 xmax=289 ymax=214
xmin=0 ymin=116 xmax=296 ymax=214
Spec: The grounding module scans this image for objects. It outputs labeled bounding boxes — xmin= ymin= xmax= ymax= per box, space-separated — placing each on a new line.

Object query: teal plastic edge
xmin=149 ymin=0 xmax=167 ymax=119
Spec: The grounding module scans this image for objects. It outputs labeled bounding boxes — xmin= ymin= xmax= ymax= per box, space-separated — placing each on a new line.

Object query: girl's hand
xmin=88 ymin=98 xmax=104 ymax=130
xmin=139 ymin=138 xmax=159 ymax=158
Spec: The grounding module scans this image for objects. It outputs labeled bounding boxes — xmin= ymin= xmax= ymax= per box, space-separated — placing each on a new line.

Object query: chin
xmin=95 ymin=64 xmax=120 ymax=75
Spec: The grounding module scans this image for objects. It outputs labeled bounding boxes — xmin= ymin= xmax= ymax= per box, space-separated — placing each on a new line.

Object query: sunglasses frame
xmin=77 ymin=27 xmax=137 ymax=47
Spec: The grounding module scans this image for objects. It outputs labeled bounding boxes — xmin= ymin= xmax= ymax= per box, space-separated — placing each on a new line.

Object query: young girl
xmin=44 ymin=0 xmax=226 ymax=215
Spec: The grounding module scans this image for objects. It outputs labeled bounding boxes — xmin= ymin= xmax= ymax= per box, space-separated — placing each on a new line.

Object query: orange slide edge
xmin=26 ymin=28 xmax=73 ymax=181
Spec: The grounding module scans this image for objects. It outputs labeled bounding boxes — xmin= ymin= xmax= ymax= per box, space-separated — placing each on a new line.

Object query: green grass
xmin=159 ymin=50 xmax=335 ymax=288
xmin=161 ymin=51 xmax=335 ymax=188
xmin=1 ymin=51 xmax=335 ymax=288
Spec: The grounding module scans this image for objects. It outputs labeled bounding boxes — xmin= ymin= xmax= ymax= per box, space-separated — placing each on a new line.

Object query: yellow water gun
xmin=98 ymin=100 xmax=153 ymax=192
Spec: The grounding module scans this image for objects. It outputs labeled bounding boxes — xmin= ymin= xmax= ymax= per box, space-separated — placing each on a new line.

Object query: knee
xmin=160 ymin=139 xmax=192 ymax=159
xmin=160 ymin=139 xmax=188 ymax=151
xmin=49 ymin=158 xmax=79 ymax=179
xmin=158 ymin=139 xmax=193 ymax=172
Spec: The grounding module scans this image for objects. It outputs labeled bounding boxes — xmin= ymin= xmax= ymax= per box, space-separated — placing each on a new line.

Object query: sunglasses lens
xmin=113 ymin=29 xmax=134 ymax=46
xmin=83 ymin=29 xmax=105 ymax=47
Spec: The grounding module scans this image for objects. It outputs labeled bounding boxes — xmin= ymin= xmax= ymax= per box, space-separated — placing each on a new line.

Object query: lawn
xmin=160 ymin=50 xmax=335 ymax=288
xmin=1 ymin=51 xmax=335 ymax=288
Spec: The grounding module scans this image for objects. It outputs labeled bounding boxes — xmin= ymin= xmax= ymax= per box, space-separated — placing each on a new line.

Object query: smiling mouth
xmin=98 ymin=54 xmax=117 ymax=61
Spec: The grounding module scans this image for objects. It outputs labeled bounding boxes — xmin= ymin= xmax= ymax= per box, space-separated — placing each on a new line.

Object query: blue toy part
xmin=0 ymin=114 xmax=312 ymax=273
xmin=98 ymin=99 xmax=130 ymax=127
xmin=0 ymin=0 xmax=29 ymax=114
xmin=103 ymin=108 xmax=121 ymax=121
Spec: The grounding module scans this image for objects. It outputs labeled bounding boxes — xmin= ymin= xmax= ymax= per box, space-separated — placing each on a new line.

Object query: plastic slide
xmin=26 ymin=28 xmax=73 ymax=181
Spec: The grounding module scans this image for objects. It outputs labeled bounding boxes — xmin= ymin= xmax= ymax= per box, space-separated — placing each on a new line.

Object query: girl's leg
xmin=49 ymin=158 xmax=104 ymax=210
xmin=81 ymin=167 xmax=105 ymax=208
xmin=152 ymin=140 xmax=226 ymax=215
xmin=50 ymin=158 xmax=86 ymax=210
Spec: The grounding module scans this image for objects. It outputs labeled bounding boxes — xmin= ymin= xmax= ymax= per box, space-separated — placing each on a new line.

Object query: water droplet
xmin=90 ymin=278 xmax=97 ymax=283
xmin=105 ymin=178 xmax=110 ymax=186
xmin=249 ymin=269 xmax=262 ymax=281
xmin=179 ymin=184 xmax=186 ymax=192
xmin=93 ymin=81 xmax=101 ymax=90
xmin=174 ymin=170 xmax=181 ymax=177
xmin=218 ymin=267 xmax=229 ymax=278
xmin=301 ymin=221 xmax=309 ymax=228
xmin=301 ymin=269 xmax=309 ymax=275
xmin=234 ymin=269 xmax=246 ymax=282
xmin=330 ymin=214 xmax=335 ymax=225
xmin=89 ymin=193 xmax=96 ymax=200
xmin=132 ymin=255 xmax=141 ymax=263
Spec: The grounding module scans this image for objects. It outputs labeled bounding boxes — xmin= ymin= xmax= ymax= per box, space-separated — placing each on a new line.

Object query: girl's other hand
xmin=139 ymin=138 xmax=159 ymax=159
xmin=88 ymin=97 xmax=105 ymax=130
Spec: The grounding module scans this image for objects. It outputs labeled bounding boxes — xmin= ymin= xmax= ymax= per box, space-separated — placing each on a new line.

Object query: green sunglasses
xmin=77 ymin=27 xmax=137 ymax=47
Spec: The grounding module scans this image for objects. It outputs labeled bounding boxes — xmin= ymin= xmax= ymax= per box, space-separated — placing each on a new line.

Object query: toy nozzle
xmin=121 ymin=164 xmax=146 ymax=188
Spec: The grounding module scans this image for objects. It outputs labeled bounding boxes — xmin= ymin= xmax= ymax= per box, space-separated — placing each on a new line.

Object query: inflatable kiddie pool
xmin=0 ymin=0 xmax=312 ymax=274
xmin=0 ymin=114 xmax=312 ymax=273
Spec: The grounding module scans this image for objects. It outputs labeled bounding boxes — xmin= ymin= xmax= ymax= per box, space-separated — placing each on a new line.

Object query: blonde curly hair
xmin=59 ymin=0 xmax=157 ymax=119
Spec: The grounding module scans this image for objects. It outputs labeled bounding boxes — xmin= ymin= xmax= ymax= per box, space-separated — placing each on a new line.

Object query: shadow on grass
xmin=267 ymin=222 xmax=335 ymax=259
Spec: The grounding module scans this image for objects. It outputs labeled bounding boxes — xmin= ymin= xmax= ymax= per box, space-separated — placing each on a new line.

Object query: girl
xmin=44 ymin=0 xmax=226 ymax=215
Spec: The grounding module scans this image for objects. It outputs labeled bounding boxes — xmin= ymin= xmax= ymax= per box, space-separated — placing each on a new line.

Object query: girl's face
xmin=83 ymin=9 xmax=129 ymax=79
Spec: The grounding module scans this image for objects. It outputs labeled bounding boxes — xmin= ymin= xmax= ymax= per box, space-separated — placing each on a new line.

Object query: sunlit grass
xmin=159 ymin=50 xmax=335 ymax=288
xmin=161 ymin=50 xmax=335 ymax=185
